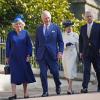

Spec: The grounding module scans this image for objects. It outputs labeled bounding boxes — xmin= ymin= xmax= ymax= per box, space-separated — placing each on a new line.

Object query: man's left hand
xmin=57 ymin=52 xmax=63 ymax=60
xmin=26 ymin=55 xmax=30 ymax=62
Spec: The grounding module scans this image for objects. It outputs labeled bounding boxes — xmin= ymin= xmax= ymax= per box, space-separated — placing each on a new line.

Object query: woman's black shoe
xmin=67 ymin=90 xmax=74 ymax=95
xmin=67 ymin=91 xmax=72 ymax=95
xmin=8 ymin=95 xmax=17 ymax=100
xmin=24 ymin=96 xmax=29 ymax=98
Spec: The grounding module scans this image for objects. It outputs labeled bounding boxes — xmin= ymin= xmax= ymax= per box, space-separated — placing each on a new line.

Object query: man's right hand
xmin=57 ymin=52 xmax=63 ymax=60
xmin=80 ymin=53 xmax=83 ymax=61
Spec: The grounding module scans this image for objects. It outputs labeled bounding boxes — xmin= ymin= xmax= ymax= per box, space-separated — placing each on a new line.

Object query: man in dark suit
xmin=79 ymin=11 xmax=100 ymax=93
xmin=34 ymin=10 xmax=64 ymax=96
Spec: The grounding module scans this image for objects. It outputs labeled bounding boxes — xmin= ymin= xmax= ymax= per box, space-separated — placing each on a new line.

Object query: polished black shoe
xmin=41 ymin=92 xmax=48 ymax=97
xmin=56 ymin=86 xmax=61 ymax=95
xmin=97 ymin=88 xmax=100 ymax=92
xmin=8 ymin=95 xmax=17 ymax=100
xmin=81 ymin=88 xmax=88 ymax=93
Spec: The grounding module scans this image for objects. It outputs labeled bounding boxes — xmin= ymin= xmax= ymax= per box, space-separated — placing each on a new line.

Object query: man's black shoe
xmin=41 ymin=92 xmax=48 ymax=97
xmin=8 ymin=95 xmax=17 ymax=100
xmin=56 ymin=86 xmax=61 ymax=95
xmin=81 ymin=88 xmax=88 ymax=93
xmin=97 ymin=88 xmax=100 ymax=92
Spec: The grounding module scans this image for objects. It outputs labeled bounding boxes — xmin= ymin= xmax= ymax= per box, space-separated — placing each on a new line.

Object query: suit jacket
xmin=79 ymin=22 xmax=100 ymax=56
xmin=34 ymin=23 xmax=64 ymax=60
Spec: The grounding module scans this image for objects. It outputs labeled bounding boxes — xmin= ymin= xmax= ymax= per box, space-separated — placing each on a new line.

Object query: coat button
xmin=89 ymin=43 xmax=91 ymax=46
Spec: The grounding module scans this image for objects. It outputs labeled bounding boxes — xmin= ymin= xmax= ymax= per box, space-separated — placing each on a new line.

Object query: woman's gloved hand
xmin=66 ymin=42 xmax=73 ymax=47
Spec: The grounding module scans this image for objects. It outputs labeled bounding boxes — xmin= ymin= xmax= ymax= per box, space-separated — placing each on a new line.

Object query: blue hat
xmin=13 ymin=18 xmax=23 ymax=23
xmin=12 ymin=17 xmax=25 ymax=26
xmin=15 ymin=14 xmax=25 ymax=22
xmin=12 ymin=14 xmax=25 ymax=24
xmin=63 ymin=20 xmax=74 ymax=28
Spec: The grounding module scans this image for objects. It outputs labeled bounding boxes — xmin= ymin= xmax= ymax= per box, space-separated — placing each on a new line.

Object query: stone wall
xmin=68 ymin=0 xmax=100 ymax=20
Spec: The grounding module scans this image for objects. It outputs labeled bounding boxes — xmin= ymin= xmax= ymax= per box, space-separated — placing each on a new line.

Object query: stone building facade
xmin=68 ymin=0 xmax=100 ymax=20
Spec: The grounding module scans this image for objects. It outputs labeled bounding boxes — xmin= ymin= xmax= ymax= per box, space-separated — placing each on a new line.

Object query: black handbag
xmin=4 ymin=65 xmax=10 ymax=74
xmin=66 ymin=42 xmax=73 ymax=47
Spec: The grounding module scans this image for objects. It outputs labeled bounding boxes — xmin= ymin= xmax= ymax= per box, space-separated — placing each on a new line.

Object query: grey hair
xmin=12 ymin=20 xmax=25 ymax=29
xmin=85 ymin=10 xmax=93 ymax=17
xmin=41 ymin=10 xmax=51 ymax=20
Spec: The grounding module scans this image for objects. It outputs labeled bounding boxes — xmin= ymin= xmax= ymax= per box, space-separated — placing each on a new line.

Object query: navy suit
xmin=35 ymin=23 xmax=64 ymax=93
xmin=79 ymin=22 xmax=100 ymax=90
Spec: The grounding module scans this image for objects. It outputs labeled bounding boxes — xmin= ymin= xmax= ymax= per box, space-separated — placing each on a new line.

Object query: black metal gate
xmin=0 ymin=37 xmax=6 ymax=64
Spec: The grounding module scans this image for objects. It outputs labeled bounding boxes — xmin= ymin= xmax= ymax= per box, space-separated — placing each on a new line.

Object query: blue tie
xmin=45 ymin=26 xmax=48 ymax=36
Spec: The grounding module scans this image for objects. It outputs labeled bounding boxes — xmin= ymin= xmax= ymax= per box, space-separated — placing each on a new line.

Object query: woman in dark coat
xmin=6 ymin=16 xmax=36 ymax=99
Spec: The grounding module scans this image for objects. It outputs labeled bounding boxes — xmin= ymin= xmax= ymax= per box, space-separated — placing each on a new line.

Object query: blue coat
xmin=6 ymin=30 xmax=36 ymax=85
xmin=79 ymin=22 xmax=100 ymax=56
xmin=35 ymin=23 xmax=64 ymax=60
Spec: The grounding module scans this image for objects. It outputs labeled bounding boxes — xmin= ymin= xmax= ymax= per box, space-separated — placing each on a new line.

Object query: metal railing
xmin=0 ymin=37 xmax=6 ymax=64
xmin=0 ymin=36 xmax=83 ymax=72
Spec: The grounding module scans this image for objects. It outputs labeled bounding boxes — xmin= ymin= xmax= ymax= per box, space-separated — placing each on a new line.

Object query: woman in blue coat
xmin=6 ymin=16 xmax=36 ymax=100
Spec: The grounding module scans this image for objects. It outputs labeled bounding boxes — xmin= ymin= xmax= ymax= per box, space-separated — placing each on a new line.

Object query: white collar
xmin=44 ymin=23 xmax=50 ymax=28
xmin=87 ymin=21 xmax=93 ymax=26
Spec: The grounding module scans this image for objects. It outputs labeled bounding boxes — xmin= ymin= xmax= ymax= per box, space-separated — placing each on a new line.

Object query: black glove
xmin=66 ymin=42 xmax=73 ymax=47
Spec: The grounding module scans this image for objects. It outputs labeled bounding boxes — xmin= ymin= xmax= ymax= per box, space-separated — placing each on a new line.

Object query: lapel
xmin=40 ymin=23 xmax=53 ymax=36
xmin=85 ymin=22 xmax=95 ymax=39
xmin=84 ymin=24 xmax=88 ymax=39
xmin=40 ymin=23 xmax=55 ymax=40
xmin=39 ymin=25 xmax=46 ymax=40
xmin=89 ymin=22 xmax=95 ymax=39
xmin=39 ymin=24 xmax=52 ymax=40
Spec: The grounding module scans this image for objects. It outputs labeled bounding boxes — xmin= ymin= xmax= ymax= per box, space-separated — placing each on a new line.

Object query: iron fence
xmin=0 ymin=36 xmax=83 ymax=72
xmin=0 ymin=37 xmax=6 ymax=64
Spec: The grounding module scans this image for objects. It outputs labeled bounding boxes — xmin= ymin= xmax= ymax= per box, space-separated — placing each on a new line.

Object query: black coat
xmin=79 ymin=22 xmax=100 ymax=57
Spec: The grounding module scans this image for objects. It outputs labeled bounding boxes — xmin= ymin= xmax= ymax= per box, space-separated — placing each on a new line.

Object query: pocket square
xmin=52 ymin=30 xmax=55 ymax=32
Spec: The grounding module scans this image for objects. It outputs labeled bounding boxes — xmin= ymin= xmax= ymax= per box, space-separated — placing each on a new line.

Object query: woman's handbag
xmin=4 ymin=65 xmax=10 ymax=74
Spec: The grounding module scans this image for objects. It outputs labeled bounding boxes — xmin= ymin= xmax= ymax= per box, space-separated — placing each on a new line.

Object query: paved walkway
xmin=0 ymin=65 xmax=98 ymax=100
xmin=19 ymin=93 xmax=100 ymax=100
xmin=0 ymin=75 xmax=98 ymax=100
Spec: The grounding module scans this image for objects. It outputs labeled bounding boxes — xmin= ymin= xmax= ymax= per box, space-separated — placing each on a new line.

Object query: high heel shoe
xmin=24 ymin=96 xmax=29 ymax=98
xmin=67 ymin=91 xmax=72 ymax=95
xmin=67 ymin=90 xmax=74 ymax=95
xmin=8 ymin=95 xmax=17 ymax=100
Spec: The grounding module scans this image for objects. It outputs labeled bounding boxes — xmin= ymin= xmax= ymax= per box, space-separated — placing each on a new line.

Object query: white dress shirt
xmin=87 ymin=21 xmax=93 ymax=38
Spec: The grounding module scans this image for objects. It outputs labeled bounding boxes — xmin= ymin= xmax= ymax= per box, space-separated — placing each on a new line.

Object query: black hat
xmin=63 ymin=20 xmax=74 ymax=28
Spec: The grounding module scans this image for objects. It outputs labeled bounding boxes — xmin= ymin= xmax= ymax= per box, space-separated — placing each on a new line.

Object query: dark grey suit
xmin=79 ymin=22 xmax=100 ymax=90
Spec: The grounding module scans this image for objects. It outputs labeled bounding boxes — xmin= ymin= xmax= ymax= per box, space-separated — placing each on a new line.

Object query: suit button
xmin=89 ymin=43 xmax=91 ymax=46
